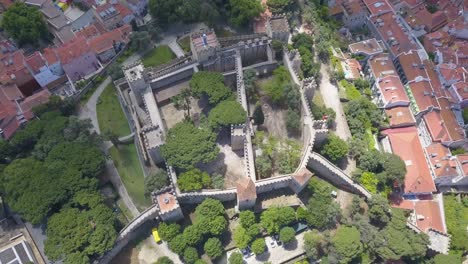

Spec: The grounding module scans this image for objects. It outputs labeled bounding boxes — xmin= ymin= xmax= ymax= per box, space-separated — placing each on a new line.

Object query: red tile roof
xmin=396 ymin=50 xmax=428 ymax=82
xmin=88 ymin=29 xmax=124 ymax=54
xmin=237 ymin=178 xmax=257 ymax=202
xmin=376 ymin=75 xmax=409 ymax=107
xmin=382 ymin=127 xmax=436 ymax=194
xmin=424 ymin=143 xmax=458 ymax=178
xmin=369 ymin=12 xmax=418 ymax=57
xmin=385 ymin=106 xmax=416 ymax=127
xmin=423 ymin=31 xmax=451 ymax=53
xmin=363 ymin=0 xmax=393 ymax=15
xmin=424 ymin=61 xmax=447 ymax=98
xmin=456 ymin=154 xmax=468 ymax=176
xmin=25 ymin=52 xmax=46 ymax=74
xmin=56 ymin=37 xmax=92 ymax=64
xmin=42 ymin=48 xmax=59 ymax=65
xmin=20 ymin=89 xmax=50 ymax=120
xmin=113 ymin=2 xmax=133 ymax=18
xmin=408 ymin=80 xmax=439 ymax=113
xmin=438 ymin=63 xmax=467 ymax=84
xmin=156 ymin=191 xmax=179 ymax=214
xmin=74 ymin=24 xmax=101 ymax=39
xmin=414 ymin=200 xmax=445 ymax=233
xmin=451 ymin=81 xmax=468 ymax=102
xmin=423 ymin=110 xmax=450 ymax=142
xmin=438 ymin=97 xmax=465 ymax=141
xmin=368 ymin=53 xmax=397 ymax=78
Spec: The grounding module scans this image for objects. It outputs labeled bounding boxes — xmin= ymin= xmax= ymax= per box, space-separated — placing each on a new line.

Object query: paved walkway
xmin=168 ymin=41 xmax=185 ymax=58
xmin=78 ymin=77 xmax=111 ymax=134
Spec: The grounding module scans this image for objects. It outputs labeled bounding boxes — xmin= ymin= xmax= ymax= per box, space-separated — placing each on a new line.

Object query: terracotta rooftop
xmin=236 ymin=178 xmax=257 ymax=202
xmin=363 ymin=0 xmax=393 ymax=15
xmin=156 ymin=191 xmax=179 ymax=214
xmin=74 ymin=24 xmax=101 ymax=39
xmin=424 ymin=61 xmax=446 ymax=98
xmin=370 ymin=12 xmax=418 ymax=57
xmin=113 ymin=2 xmax=133 ymax=18
xmin=408 ymin=79 xmax=439 ymax=113
xmin=423 ymin=110 xmax=450 ymax=143
xmin=292 ymin=167 xmax=313 ymax=185
xmin=25 ymin=52 xmax=46 ymax=74
xmin=451 ymin=81 xmax=468 ymax=102
xmin=424 ymin=143 xmax=458 ymax=178
xmin=20 ymin=89 xmax=50 ymax=120
xmin=88 ymin=26 xmax=130 ymax=54
xmin=382 ymin=127 xmax=436 ymax=194
xmin=438 ymin=63 xmax=467 ymax=84
xmin=368 ymin=53 xmax=397 ymax=79
xmin=341 ymin=0 xmax=367 ymax=16
xmin=385 ymin=106 xmax=416 ymax=127
xmin=456 ymin=154 xmax=468 ymax=176
xmin=396 ymin=50 xmax=428 ymax=83
xmin=423 ymin=31 xmax=451 ymax=53
xmin=414 ymin=200 xmax=445 ymax=233
xmin=376 ymin=75 xmax=409 ymax=107
xmin=438 ymin=97 xmax=465 ymax=142
xmin=56 ymin=37 xmax=92 ymax=64
xmin=42 ymin=48 xmax=59 ymax=65
xmin=349 ymin=38 xmax=384 ymax=56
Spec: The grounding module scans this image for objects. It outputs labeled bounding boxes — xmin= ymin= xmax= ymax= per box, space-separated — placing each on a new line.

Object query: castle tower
xmin=289 ymin=167 xmax=313 ymax=193
xmin=236 ymin=178 xmax=257 ymax=211
xmin=156 ymin=191 xmax=183 ymax=222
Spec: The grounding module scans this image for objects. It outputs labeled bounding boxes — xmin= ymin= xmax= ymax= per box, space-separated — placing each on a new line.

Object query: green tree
xmin=243 ymin=69 xmax=257 ymax=97
xmin=161 ymin=121 xmax=219 ymax=170
xmin=183 ymin=247 xmax=199 ymax=264
xmin=368 ymin=195 xmax=391 ymax=226
xmin=263 ymin=66 xmax=291 ymax=103
xmin=306 ymin=195 xmax=341 ymax=229
xmin=194 ymin=198 xmax=227 ymax=235
xmin=183 ymin=225 xmax=203 ymax=246
xmin=1 ymin=158 xmax=67 ymax=224
xmin=155 ymin=256 xmax=174 ymax=264
xmin=228 ymin=252 xmax=243 ymax=264
xmin=44 ymin=195 xmax=117 ymax=262
xmin=233 ymin=226 xmax=252 ymax=249
xmin=260 ymin=206 xmax=296 ymax=234
xmin=108 ymin=64 xmax=124 ymax=81
xmin=267 ymin=0 xmax=292 ymax=13
xmin=286 ymin=109 xmax=301 ymax=134
xmin=322 ymin=133 xmax=349 ymax=163
xmin=144 ymin=170 xmax=169 ymax=197
xmin=2 ymin=3 xmax=48 ymax=45
xmin=130 ymin=31 xmax=151 ymax=52
xmin=279 ymin=227 xmax=296 ymax=244
xmin=359 ymin=172 xmax=378 ymax=194
xmin=240 ymin=210 xmax=256 ymax=228
xmin=354 ymin=78 xmax=370 ymax=91
xmin=190 ymin=72 xmax=233 ymax=104
xmin=251 ymin=238 xmax=266 ymax=255
xmin=331 ymin=226 xmax=363 ymax=264
xmin=211 ymin=173 xmax=225 ymax=189
xmin=178 ymin=168 xmax=212 ymax=191
xmin=158 ymin=222 xmax=181 ymax=242
xmin=303 ymin=230 xmax=326 ymax=260
xmin=169 ymin=234 xmax=187 ymax=255
xmin=229 ymin=0 xmax=264 ymax=26
xmin=377 ymin=153 xmax=406 ymax=186
xmin=204 ymin=238 xmax=223 ymax=259
xmin=255 ymin=155 xmax=272 ymax=178
xmin=208 ymin=100 xmax=246 ymax=128
xmin=253 ymin=105 xmax=265 ymax=125
xmin=171 ymin=88 xmax=193 ymax=118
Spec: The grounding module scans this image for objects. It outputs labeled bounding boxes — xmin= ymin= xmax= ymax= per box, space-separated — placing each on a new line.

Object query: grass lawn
xmin=178 ymin=36 xmax=191 ymax=53
xmin=96 ymin=84 xmax=131 ymax=137
xmin=117 ymin=199 xmax=133 ymax=222
xmin=110 ymin=144 xmax=150 ymax=211
xmin=312 ymin=91 xmax=325 ymax=107
xmin=142 ymin=45 xmax=175 ymax=68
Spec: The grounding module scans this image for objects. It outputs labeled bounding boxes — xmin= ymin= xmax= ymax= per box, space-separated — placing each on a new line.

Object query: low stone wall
xmin=256 ymin=175 xmax=292 ymax=194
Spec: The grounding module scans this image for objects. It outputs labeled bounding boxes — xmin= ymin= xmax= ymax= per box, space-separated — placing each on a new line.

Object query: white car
xmin=269 ymin=239 xmax=276 ymax=248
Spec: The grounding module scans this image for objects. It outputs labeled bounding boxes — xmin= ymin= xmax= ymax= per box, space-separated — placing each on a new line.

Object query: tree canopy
xmin=229 ymin=0 xmax=264 ymax=26
xmin=279 ymin=226 xmax=296 ymax=244
xmin=158 ymin=222 xmax=181 ymax=242
xmin=44 ymin=193 xmax=117 ymax=263
xmin=228 ymin=252 xmax=243 ymax=264
xmin=194 ymin=198 xmax=227 ymax=235
xmin=260 ymin=206 xmax=296 ymax=234
xmin=251 ymin=238 xmax=266 ymax=255
xmin=177 ymin=168 xmax=212 ymax=191
xmin=190 ymin=72 xmax=233 ymax=105
xmin=2 ymin=3 xmax=48 ymax=45
xmin=204 ymin=237 xmax=223 ymax=259
xmin=331 ymin=226 xmax=363 ymax=263
xmin=148 ymin=0 xmax=220 ymax=25
xmin=161 ymin=121 xmax=219 ymax=170
xmin=267 ymin=0 xmax=293 ymax=13
xmin=208 ymin=100 xmax=246 ymax=128
xmin=321 ymin=133 xmax=349 ymax=163
xmin=144 ymin=170 xmax=169 ymax=197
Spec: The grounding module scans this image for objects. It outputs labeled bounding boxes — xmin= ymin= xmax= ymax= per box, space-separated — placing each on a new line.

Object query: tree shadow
xmin=283 ymin=239 xmax=298 ymax=251
xmin=255 ymin=251 xmax=271 ymax=262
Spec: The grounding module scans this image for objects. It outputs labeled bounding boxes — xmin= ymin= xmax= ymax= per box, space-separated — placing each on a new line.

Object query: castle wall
xmin=177 ymin=189 xmax=237 ymax=204
xmin=255 ymin=175 xmax=292 ymax=194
